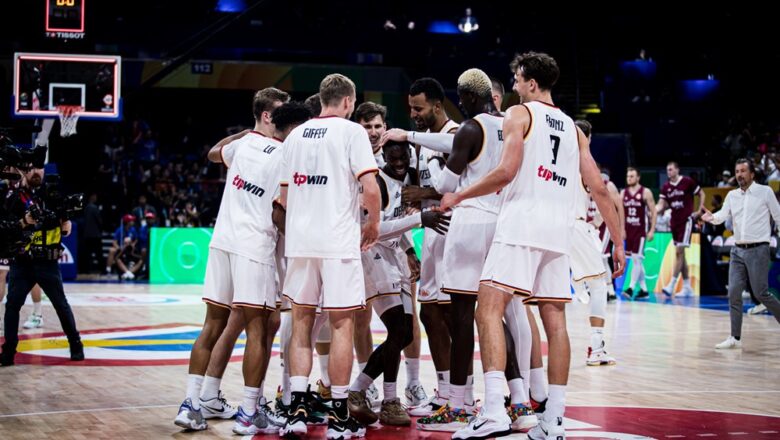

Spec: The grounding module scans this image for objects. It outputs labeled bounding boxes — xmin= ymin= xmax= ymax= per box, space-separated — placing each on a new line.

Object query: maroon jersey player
xmin=656 ymin=161 xmax=705 ymax=297
xmin=621 ymin=167 xmax=657 ymax=299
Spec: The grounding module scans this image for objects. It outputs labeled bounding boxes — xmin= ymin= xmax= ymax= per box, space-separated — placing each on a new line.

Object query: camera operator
xmin=0 ymin=166 xmax=83 ymax=366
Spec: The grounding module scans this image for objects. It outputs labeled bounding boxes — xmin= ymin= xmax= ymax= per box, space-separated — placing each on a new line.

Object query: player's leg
xmin=23 ymin=284 xmax=44 ymax=329
xmin=175 ymin=302 xmax=231 ymax=430
xmin=233 ymin=306 xmax=276 ymax=435
xmin=503 ymin=297 xmax=536 ymax=431
xmin=586 ymin=277 xmax=615 ymax=366
xmin=403 ymin=282 xmax=424 ymax=404
xmin=200 ymin=310 xmax=244 ymax=419
xmin=527 ymin=306 xmax=547 ymax=409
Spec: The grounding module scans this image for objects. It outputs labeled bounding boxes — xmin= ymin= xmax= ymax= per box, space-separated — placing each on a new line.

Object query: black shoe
xmin=70 ymin=340 xmax=85 ymax=361
xmin=327 ymin=402 xmax=366 ymax=440
xmin=607 ymin=291 xmax=617 ymax=302
xmin=280 ymin=401 xmax=309 ymax=438
xmin=0 ymin=350 xmax=15 ymax=367
xmin=621 ymin=287 xmax=633 ymax=300
xmin=635 ymin=290 xmax=650 ymax=300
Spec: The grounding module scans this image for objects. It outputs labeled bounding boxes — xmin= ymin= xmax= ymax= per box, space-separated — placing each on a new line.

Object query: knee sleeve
xmin=588 ymin=279 xmax=608 ymax=319
xmin=503 ymin=297 xmax=531 ymax=372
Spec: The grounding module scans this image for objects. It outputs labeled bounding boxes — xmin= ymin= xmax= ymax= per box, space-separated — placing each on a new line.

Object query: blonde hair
xmin=457 ymin=68 xmax=492 ymax=99
xmin=320 ymin=74 xmax=356 ymax=107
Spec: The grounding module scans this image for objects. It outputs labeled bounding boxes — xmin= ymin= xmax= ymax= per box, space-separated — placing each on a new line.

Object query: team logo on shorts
xmin=11 ymin=323 xmax=279 ymax=366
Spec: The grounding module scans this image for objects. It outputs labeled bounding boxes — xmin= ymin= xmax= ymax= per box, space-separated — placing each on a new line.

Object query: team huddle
xmin=173 ymin=52 xmax=639 ymax=440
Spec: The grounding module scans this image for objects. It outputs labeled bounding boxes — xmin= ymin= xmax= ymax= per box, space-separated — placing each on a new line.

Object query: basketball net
xmin=57 ymin=105 xmax=83 ymax=137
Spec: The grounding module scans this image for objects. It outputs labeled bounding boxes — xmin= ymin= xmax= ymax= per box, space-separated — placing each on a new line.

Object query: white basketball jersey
xmin=418 ymin=119 xmax=459 ymax=210
xmin=494 ymin=101 xmax=580 ymax=254
xmin=374 ymin=150 xmax=386 ymax=168
xmin=458 ymin=113 xmax=504 ymax=214
xmin=377 ymin=169 xmax=412 ymax=249
xmin=575 ymin=180 xmax=590 ymax=220
xmin=282 ymin=116 xmax=378 ymax=259
xmin=210 ymin=132 xmax=283 ymax=264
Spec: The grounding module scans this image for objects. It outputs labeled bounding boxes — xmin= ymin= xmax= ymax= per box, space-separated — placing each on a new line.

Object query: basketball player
xmin=195 ymin=102 xmax=311 ymax=428
xmin=571 ymin=120 xmax=618 ymax=367
xmin=657 ymin=161 xmax=705 ymax=297
xmin=349 ymin=140 xmax=449 ymax=427
xmin=406 ymin=78 xmax=460 ymax=413
xmin=379 ymin=79 xmax=460 ymax=411
xmin=622 ymin=166 xmax=657 ymax=300
xmin=417 ymin=69 xmax=534 ymax=433
xmin=278 ymin=73 xmax=381 ymax=439
xmin=354 ymin=101 xmax=423 ymax=408
xmin=440 ymin=52 xmax=625 ymax=440
xmin=491 ymin=77 xmax=505 ymax=113
xmin=584 ymin=169 xmax=624 ymax=302
xmin=174 ymin=87 xmax=291 ymax=434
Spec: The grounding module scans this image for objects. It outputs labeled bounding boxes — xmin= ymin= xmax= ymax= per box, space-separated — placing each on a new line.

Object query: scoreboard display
xmin=45 ymin=0 xmax=85 ymax=39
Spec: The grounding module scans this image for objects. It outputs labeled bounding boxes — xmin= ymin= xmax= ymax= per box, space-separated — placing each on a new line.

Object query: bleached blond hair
xmin=457 ymin=68 xmax=492 ymax=99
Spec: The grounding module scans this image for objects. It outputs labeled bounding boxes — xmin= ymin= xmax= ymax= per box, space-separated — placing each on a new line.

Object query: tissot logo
xmin=293 ymin=172 xmax=328 ymax=186
xmin=232 ymin=175 xmax=266 ymax=197
xmin=537 ymin=165 xmax=568 ymax=186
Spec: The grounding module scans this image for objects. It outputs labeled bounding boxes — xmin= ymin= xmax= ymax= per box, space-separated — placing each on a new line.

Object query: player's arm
xmin=402 ymin=185 xmax=442 ymax=203
xmin=656 ymin=196 xmax=667 ymax=214
xmin=360 ymin=172 xmax=381 ymax=251
xmin=207 ymin=129 xmax=251 ymax=164
xmin=380 ymin=129 xmax=454 ymax=155
xmin=697 ymin=187 xmax=706 ymax=214
xmin=644 ymin=187 xmax=658 ymax=241
xmin=440 ymin=105 xmax=527 ymax=210
xmin=580 ymin=127 xmax=625 ymax=277
xmin=606 ymin=181 xmax=625 ymax=240
xmin=378 ymin=211 xmax=449 ymax=241
xmin=433 ymin=120 xmax=482 ymax=194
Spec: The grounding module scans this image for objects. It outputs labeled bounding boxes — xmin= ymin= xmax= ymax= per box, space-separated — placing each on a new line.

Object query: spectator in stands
xmin=131 ymin=194 xmax=157 ymax=221
xmin=718 ymin=170 xmax=735 ymax=187
xmin=81 ymin=193 xmax=103 ymax=273
xmin=139 ymin=212 xmax=156 ymax=256
xmin=116 ymin=237 xmax=144 ymax=281
xmin=106 ymin=214 xmax=139 ymax=274
xmin=133 ymin=120 xmax=159 ymax=164
xmin=759 ymin=148 xmax=780 ymax=181
xmin=702 ymin=195 xmax=726 ymax=238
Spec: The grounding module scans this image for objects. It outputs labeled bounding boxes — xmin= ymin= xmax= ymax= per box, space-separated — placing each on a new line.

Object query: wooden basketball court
xmin=1 ymin=283 xmax=778 ymax=439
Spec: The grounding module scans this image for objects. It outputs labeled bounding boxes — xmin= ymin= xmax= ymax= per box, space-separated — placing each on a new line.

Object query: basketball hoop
xmin=56 ymin=105 xmax=83 ymax=137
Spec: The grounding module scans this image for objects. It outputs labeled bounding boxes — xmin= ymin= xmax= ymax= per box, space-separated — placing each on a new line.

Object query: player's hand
xmin=421 ymin=210 xmax=450 ymax=235
xmin=379 ymin=128 xmax=409 ymax=147
xmin=361 ymin=221 xmax=379 ymax=251
xmin=701 ymin=207 xmax=714 ymax=223
xmin=406 ymin=249 xmax=421 ymax=281
xmin=404 ymin=205 xmax=421 ymax=216
xmin=402 ymin=186 xmax=429 ymax=204
xmin=438 ymin=192 xmax=462 ymax=212
xmin=611 ymin=244 xmax=626 ymax=279
xmin=647 ymin=230 xmax=655 ymax=242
